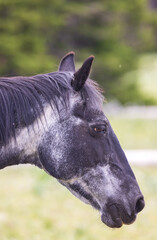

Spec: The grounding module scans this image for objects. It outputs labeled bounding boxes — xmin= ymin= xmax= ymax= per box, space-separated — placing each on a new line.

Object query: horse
xmin=0 ymin=52 xmax=144 ymax=228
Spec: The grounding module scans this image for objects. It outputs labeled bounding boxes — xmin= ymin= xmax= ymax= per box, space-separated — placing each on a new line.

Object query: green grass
xmin=138 ymin=54 xmax=157 ymax=102
xmin=109 ymin=117 xmax=157 ymax=149
xmin=0 ymin=166 xmax=157 ymax=240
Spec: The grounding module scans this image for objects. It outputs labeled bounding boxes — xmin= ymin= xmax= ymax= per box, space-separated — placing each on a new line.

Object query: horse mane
xmin=0 ymin=71 xmax=104 ymax=145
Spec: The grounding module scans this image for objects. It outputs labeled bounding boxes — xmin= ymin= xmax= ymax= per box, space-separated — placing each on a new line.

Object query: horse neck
xmin=0 ymin=104 xmax=57 ymax=170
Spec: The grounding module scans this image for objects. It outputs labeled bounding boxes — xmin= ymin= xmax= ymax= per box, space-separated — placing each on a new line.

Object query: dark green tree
xmin=0 ymin=0 xmax=156 ymax=103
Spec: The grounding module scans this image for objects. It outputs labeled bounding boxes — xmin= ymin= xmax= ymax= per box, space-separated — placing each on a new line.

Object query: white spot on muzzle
xmin=100 ymin=165 xmax=121 ymax=197
xmin=99 ymin=165 xmax=133 ymax=216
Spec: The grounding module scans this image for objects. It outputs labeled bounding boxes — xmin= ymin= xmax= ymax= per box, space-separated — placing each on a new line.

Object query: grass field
xmin=0 ymin=165 xmax=157 ymax=240
xmin=109 ymin=117 xmax=157 ymax=149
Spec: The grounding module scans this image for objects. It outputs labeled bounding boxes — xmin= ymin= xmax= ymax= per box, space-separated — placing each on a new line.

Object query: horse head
xmin=38 ymin=52 xmax=145 ymax=228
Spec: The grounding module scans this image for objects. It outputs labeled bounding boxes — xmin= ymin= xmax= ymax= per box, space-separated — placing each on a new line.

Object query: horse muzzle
xmin=101 ymin=196 xmax=145 ymax=228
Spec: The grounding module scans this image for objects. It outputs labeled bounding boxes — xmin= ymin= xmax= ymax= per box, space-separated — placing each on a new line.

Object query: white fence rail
xmin=104 ymin=102 xmax=157 ymax=119
xmin=125 ymin=149 xmax=157 ymax=166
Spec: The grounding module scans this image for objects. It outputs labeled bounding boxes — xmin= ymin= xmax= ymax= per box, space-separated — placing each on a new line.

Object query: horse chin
xmin=101 ymin=203 xmax=137 ymax=228
xmin=101 ymin=212 xmax=123 ymax=228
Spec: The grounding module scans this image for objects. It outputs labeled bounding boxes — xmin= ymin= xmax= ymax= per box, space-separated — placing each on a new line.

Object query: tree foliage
xmin=0 ymin=0 xmax=157 ymax=103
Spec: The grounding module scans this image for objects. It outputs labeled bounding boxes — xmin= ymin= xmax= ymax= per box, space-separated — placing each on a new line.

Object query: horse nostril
xmin=135 ymin=197 xmax=145 ymax=213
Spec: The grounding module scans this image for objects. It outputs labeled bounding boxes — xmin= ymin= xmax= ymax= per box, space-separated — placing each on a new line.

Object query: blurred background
xmin=0 ymin=0 xmax=157 ymax=239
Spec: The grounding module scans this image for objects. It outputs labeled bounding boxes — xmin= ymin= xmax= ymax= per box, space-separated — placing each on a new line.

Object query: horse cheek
xmin=38 ymin=142 xmax=60 ymax=179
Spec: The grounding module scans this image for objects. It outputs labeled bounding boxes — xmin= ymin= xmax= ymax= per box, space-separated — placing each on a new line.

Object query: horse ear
xmin=58 ymin=52 xmax=75 ymax=72
xmin=72 ymin=56 xmax=94 ymax=91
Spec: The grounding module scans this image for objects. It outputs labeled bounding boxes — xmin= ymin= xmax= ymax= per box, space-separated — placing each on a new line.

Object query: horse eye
xmin=93 ymin=125 xmax=106 ymax=133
